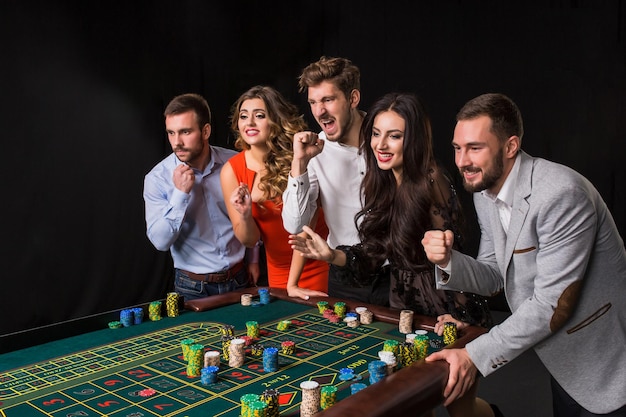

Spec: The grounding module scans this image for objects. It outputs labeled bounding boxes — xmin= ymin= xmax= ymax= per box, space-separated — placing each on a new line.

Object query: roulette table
xmin=0 ymin=288 xmax=486 ymax=416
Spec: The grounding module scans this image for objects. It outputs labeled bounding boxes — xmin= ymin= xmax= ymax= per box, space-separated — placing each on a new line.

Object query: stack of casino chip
xmin=258 ymin=288 xmax=270 ymax=304
xmin=180 ymin=338 xmax=195 ymax=360
xmin=299 ymin=380 xmax=321 ymax=417
xmin=260 ymin=389 xmax=280 ymax=417
xmin=241 ymin=293 xmax=253 ymax=306
xmin=166 ymin=292 xmax=179 ymax=317
xmin=316 ymin=301 xmax=329 ymax=314
xmin=320 ymin=385 xmax=338 ymax=410
xmin=201 ymin=365 xmax=219 ymax=385
xmin=280 ymin=340 xmax=296 ymax=355
xmin=246 ymin=321 xmax=260 ymax=338
xmin=149 ymin=301 xmax=162 ymax=321
xmin=240 ymin=394 xmax=261 ymax=416
xmin=132 ymin=307 xmax=144 ymax=324
xmin=263 ymin=347 xmax=279 ymax=372
xmin=240 ymin=335 xmax=253 ymax=346
xmin=221 ymin=335 xmax=234 ymax=360
xmin=359 ymin=309 xmax=373 ymax=324
xmin=322 ymin=309 xmax=342 ymax=323
xmin=186 ymin=343 xmax=204 ymax=377
xmin=276 ymin=319 xmax=291 ymax=331
xmin=350 ymin=382 xmax=367 ymax=395
xmin=368 ymin=360 xmax=387 ymax=384
xmin=251 ymin=343 xmax=264 ymax=357
xmin=120 ymin=309 xmax=134 ymax=327
xmin=220 ymin=324 xmax=235 ymax=337
xmin=378 ymin=350 xmax=397 ymax=375
xmin=399 ymin=309 xmax=414 ymax=334
xmin=400 ymin=341 xmax=417 ymax=367
xmin=413 ymin=334 xmax=429 ymax=360
xmin=333 ymin=301 xmax=346 ymax=318
xmin=405 ymin=333 xmax=417 ymax=344
xmin=229 ymin=338 xmax=246 ymax=367
xmin=443 ymin=322 xmax=457 ymax=345
xmin=344 ymin=316 xmax=359 ymax=328
xmin=108 ymin=321 xmax=122 ymax=329
xmin=245 ymin=400 xmax=268 ymax=417
xmin=204 ymin=350 xmax=220 ymax=368
xmin=383 ymin=339 xmax=399 ymax=356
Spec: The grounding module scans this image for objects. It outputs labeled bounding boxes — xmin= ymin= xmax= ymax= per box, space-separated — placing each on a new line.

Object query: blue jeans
xmin=174 ymin=267 xmax=250 ymax=301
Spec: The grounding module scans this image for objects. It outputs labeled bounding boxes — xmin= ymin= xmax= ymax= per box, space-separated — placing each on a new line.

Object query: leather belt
xmin=180 ymin=261 xmax=245 ymax=283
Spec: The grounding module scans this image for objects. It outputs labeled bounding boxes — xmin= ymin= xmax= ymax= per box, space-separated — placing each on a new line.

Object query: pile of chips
xmin=368 ymin=360 xmax=387 ymax=384
xmin=299 ymin=380 xmax=321 ymax=417
xmin=399 ymin=309 xmax=414 ymax=334
xmin=263 ymin=347 xmax=279 ymax=372
xmin=241 ymin=393 xmax=267 ymax=417
xmin=443 ymin=322 xmax=457 ymax=345
xmin=250 ymin=344 xmax=264 ymax=357
xmin=280 ymin=340 xmax=296 ymax=355
xmin=246 ymin=321 xmax=260 ymax=338
xmin=333 ymin=302 xmax=346 ymax=318
xmin=166 ymin=292 xmax=179 ymax=317
xmin=186 ymin=343 xmax=204 ymax=377
xmin=228 ymin=338 xmax=246 ymax=367
xmin=180 ymin=338 xmax=195 ymax=360
xmin=350 ymin=382 xmax=367 ymax=394
xmin=204 ymin=350 xmax=220 ymax=368
xmin=201 ymin=365 xmax=219 ymax=385
xmin=258 ymin=288 xmax=271 ymax=305
xmin=320 ymin=385 xmax=338 ymax=410
xmin=221 ymin=335 xmax=234 ymax=360
xmin=276 ymin=320 xmax=291 ymax=331
xmin=413 ymin=333 xmax=429 ymax=359
xmin=355 ymin=307 xmax=373 ymax=324
xmin=260 ymin=389 xmax=280 ymax=417
xmin=148 ymin=301 xmax=162 ymax=321
xmin=378 ymin=350 xmax=397 ymax=375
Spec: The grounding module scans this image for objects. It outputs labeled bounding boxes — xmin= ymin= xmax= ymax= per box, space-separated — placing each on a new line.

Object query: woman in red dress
xmin=220 ymin=85 xmax=329 ymax=299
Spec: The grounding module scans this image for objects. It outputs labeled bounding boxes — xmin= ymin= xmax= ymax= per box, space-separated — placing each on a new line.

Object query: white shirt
xmin=282 ymin=134 xmax=366 ymax=248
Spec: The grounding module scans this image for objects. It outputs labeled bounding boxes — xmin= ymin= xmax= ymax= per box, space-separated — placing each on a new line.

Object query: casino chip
xmin=138 ymin=388 xmax=156 ymax=397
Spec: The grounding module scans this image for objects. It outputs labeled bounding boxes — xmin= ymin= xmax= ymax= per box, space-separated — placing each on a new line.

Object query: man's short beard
xmin=462 ymin=148 xmax=504 ymax=193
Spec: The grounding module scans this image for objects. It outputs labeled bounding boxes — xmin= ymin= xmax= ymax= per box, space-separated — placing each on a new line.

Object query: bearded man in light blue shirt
xmin=144 ymin=93 xmax=258 ymax=300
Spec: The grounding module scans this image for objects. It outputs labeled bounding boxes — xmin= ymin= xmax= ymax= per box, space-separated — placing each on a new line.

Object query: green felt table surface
xmin=0 ymin=296 xmax=440 ymax=417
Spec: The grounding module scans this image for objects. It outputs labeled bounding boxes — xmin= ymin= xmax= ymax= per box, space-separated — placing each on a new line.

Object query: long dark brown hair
xmin=356 ymin=92 xmax=435 ymax=273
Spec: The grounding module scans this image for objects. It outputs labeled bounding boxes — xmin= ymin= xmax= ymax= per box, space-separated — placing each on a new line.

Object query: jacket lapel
xmin=504 ymin=152 xmax=533 ymax=270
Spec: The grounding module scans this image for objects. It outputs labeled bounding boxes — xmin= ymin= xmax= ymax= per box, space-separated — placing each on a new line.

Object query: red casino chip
xmin=138 ymin=388 xmax=157 ymax=397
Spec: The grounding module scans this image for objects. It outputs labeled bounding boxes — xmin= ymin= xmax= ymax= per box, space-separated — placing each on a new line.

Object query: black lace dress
xmin=333 ymin=166 xmax=493 ymax=329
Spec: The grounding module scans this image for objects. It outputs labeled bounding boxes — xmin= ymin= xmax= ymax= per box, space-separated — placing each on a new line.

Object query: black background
xmin=1 ymin=1 xmax=624 ymax=337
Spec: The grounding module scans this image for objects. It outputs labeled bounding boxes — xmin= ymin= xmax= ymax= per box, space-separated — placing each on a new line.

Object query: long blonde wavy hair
xmin=230 ymin=85 xmax=307 ymax=203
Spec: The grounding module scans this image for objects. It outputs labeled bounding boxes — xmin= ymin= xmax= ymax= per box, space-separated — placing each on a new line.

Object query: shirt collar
xmin=482 ymin=152 xmax=521 ymax=207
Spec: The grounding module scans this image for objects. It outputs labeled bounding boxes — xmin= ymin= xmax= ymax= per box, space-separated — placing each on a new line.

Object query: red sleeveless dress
xmin=228 ymin=152 xmax=329 ymax=291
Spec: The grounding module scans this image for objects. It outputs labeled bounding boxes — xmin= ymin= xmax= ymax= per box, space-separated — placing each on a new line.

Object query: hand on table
xmin=425 ymin=347 xmax=478 ymax=406
xmin=287 ymin=285 xmax=328 ymax=301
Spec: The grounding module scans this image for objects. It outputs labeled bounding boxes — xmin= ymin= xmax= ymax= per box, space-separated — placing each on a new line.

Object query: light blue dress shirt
xmin=143 ymin=146 xmax=246 ymax=273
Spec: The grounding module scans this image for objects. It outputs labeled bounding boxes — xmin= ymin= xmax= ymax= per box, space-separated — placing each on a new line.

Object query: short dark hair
xmin=164 ymin=93 xmax=212 ymax=129
xmin=456 ymin=93 xmax=523 ymax=142
xmin=298 ymin=56 xmax=360 ymax=99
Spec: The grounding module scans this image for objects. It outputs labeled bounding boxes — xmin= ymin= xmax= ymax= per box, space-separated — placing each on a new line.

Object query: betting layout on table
xmin=0 ymin=292 xmax=450 ymax=417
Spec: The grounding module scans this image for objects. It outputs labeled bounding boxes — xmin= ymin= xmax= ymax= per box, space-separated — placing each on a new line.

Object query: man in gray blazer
xmin=422 ymin=93 xmax=626 ymax=416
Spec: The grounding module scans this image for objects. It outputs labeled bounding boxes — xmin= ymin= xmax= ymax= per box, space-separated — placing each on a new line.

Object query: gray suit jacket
xmin=440 ymin=151 xmax=626 ymax=413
